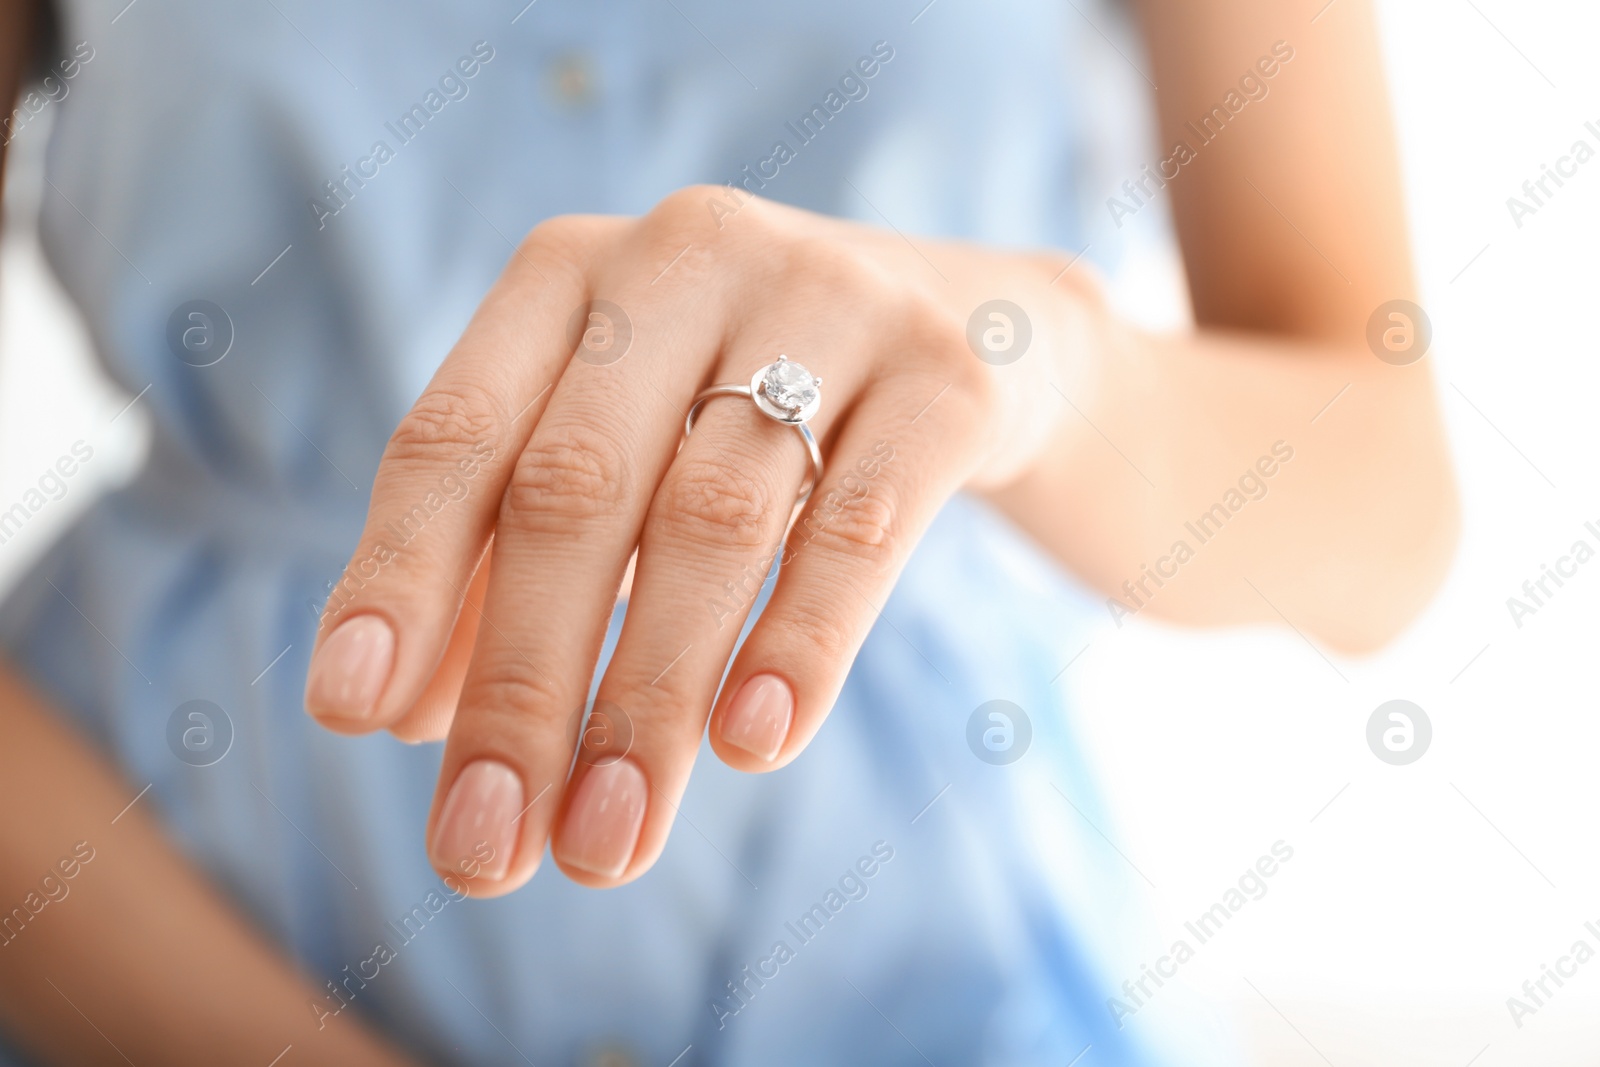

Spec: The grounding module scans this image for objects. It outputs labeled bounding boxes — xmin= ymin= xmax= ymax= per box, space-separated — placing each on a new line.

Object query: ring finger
xmin=550 ymin=331 xmax=870 ymax=885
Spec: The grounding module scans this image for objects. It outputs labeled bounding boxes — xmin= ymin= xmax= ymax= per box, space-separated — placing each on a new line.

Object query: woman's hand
xmin=303 ymin=188 xmax=1092 ymax=894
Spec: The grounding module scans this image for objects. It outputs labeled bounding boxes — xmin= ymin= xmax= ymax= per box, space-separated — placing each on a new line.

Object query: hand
xmin=303 ymin=187 xmax=1094 ymax=894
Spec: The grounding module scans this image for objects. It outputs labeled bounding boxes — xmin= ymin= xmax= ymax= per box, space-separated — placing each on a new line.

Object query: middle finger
xmin=422 ymin=229 xmax=730 ymax=893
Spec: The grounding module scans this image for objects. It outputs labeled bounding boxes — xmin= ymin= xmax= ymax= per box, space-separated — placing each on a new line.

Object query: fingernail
xmin=305 ymin=615 xmax=395 ymax=721
xmin=720 ymin=673 xmax=794 ymax=763
xmin=430 ymin=759 xmax=522 ymax=881
xmin=555 ymin=758 xmax=647 ymax=879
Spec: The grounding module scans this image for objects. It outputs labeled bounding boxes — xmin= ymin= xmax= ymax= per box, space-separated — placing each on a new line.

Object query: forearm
xmin=0 ymin=659 xmax=421 ymax=1067
xmin=975 ymin=0 xmax=1456 ymax=649
xmin=987 ymin=306 xmax=1458 ymax=652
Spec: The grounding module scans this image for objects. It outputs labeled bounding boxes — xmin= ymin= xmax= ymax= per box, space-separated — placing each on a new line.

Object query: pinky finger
xmin=708 ymin=381 xmax=979 ymax=772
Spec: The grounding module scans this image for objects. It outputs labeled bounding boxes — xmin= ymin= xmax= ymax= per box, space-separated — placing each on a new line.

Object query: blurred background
xmin=3 ymin=0 xmax=1596 ymax=1063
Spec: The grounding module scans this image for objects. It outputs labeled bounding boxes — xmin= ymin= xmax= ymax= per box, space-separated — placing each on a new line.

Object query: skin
xmin=1000 ymin=0 xmax=1458 ymax=647
xmin=304 ymin=0 xmax=1456 ymax=898
xmin=0 ymin=0 xmax=1458 ymax=1057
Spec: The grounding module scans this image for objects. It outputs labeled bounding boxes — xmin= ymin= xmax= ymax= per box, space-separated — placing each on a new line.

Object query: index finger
xmin=303 ymin=218 xmax=610 ymax=734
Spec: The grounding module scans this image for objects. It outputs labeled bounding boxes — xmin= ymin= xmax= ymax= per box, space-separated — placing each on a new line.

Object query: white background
xmin=2 ymin=1 xmax=1596 ymax=1063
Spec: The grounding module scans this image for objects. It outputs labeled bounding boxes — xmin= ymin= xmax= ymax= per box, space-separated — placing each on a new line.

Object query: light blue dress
xmin=1 ymin=1 xmax=1224 ymax=1063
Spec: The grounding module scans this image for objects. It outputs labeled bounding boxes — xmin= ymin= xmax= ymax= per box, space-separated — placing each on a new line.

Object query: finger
xmin=424 ymin=223 xmax=736 ymax=894
xmin=303 ymin=219 xmax=606 ymax=734
xmin=710 ymin=372 xmax=981 ymax=772
xmin=386 ymin=544 xmax=491 ymax=744
xmin=551 ymin=345 xmax=869 ymax=887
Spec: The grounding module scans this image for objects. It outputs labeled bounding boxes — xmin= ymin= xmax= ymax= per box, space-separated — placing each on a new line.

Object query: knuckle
xmin=651 ymin=456 xmax=778 ymax=550
xmin=643 ymin=184 xmax=739 ymax=247
xmin=387 ymin=385 xmax=503 ymax=465
xmin=526 ymin=213 xmax=588 ymax=246
xmin=917 ymin=362 xmax=995 ymax=436
xmin=910 ymin=300 xmax=1003 ymax=408
xmin=659 ymin=183 xmax=732 ymax=221
xmin=516 ymin=214 xmax=617 ymax=289
xmin=662 ymin=183 xmax=729 ymax=213
xmin=778 ymin=593 xmax=858 ymax=664
xmin=503 ymin=422 xmax=632 ymax=529
xmin=796 ymin=485 xmax=899 ymax=568
xmin=521 ymin=214 xmax=599 ymax=266
xmin=954 ymin=360 xmax=1002 ymax=411
xmin=904 ymin=293 xmax=968 ymax=360
xmin=463 ymin=663 xmax=565 ymax=731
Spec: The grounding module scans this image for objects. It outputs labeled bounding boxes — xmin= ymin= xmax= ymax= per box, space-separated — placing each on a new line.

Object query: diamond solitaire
xmin=685 ymin=354 xmax=827 ymax=514
xmin=750 ymin=356 xmax=822 ymax=424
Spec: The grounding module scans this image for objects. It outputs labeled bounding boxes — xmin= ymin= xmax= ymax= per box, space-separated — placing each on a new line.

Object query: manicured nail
xmin=720 ymin=673 xmax=793 ymax=762
xmin=430 ymin=759 xmax=522 ymax=881
xmin=555 ymin=759 xmax=647 ymax=879
xmin=305 ymin=615 xmax=395 ymax=721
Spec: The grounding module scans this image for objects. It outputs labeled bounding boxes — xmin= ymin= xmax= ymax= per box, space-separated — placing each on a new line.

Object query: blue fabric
xmin=0 ymin=1 xmax=1225 ymax=1063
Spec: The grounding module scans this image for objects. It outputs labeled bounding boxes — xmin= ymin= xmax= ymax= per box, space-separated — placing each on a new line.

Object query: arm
xmin=0 ymin=0 xmax=30 ymax=194
xmin=0 ymin=4 xmax=420 ymax=1062
xmin=0 ymin=663 xmax=424 ymax=1066
xmin=303 ymin=1 xmax=1455 ymax=897
xmin=987 ymin=0 xmax=1458 ymax=651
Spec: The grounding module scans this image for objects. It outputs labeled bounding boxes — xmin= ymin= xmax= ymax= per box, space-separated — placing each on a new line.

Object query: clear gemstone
xmin=761 ymin=359 xmax=819 ymax=413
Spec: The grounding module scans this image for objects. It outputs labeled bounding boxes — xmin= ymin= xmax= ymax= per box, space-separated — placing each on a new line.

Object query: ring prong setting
xmin=750 ymin=356 xmax=821 ymax=425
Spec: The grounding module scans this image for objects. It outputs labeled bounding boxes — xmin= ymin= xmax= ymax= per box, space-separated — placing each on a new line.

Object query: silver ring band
xmin=683 ymin=357 xmax=824 ymax=514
